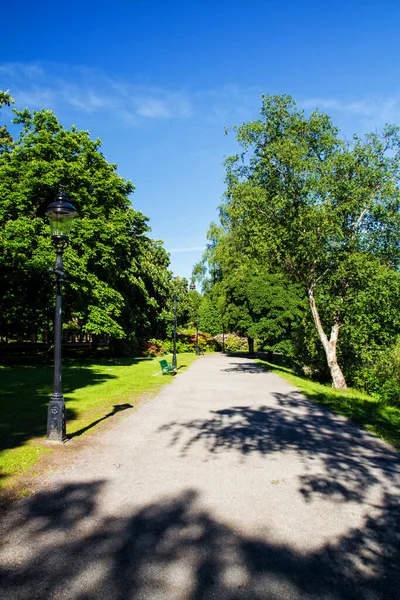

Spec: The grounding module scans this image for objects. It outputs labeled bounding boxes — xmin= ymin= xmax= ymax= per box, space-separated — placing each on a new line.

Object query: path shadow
xmin=0 ymin=484 xmax=399 ymax=599
xmin=222 ymin=361 xmax=267 ymax=374
xmin=159 ymin=391 xmax=400 ymax=505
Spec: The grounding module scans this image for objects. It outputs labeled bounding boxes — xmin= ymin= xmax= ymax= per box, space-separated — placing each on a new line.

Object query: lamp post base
xmin=46 ymin=396 xmax=67 ymax=442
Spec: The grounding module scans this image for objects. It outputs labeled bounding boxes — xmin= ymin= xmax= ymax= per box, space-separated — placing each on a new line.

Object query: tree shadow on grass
xmin=284 ymin=385 xmax=400 ymax=450
xmin=258 ymin=361 xmax=293 ymax=375
xmin=65 ymin=357 xmax=155 ymax=367
xmin=158 ymin=390 xmax=400 ymax=506
xmin=0 ymin=484 xmax=399 ymax=599
xmin=255 ymin=359 xmax=400 ymax=442
xmin=0 ymin=364 xmax=118 ymax=453
xmin=0 ymin=355 xmax=154 ymax=368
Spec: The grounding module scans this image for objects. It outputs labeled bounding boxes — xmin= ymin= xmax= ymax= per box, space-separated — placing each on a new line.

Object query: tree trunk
xmin=91 ymin=334 xmax=99 ymax=354
xmin=308 ymin=287 xmax=347 ymax=389
xmin=248 ymin=336 xmax=255 ymax=357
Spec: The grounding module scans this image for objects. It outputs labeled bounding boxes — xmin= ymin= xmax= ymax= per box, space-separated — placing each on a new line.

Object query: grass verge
xmin=257 ymin=359 xmax=400 ymax=451
xmin=0 ymin=353 xmax=198 ymax=490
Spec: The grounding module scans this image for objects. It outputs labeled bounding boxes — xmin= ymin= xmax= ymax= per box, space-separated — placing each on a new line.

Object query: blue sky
xmin=2 ymin=0 xmax=400 ymax=280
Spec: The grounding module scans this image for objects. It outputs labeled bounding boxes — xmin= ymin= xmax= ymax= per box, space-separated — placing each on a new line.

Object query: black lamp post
xmin=46 ymin=190 xmax=76 ymax=442
xmin=195 ymin=315 xmax=200 ymax=355
xmin=172 ymin=295 xmax=179 ymax=369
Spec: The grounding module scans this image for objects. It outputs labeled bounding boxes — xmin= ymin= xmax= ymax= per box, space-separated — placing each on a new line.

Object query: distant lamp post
xmin=222 ymin=325 xmax=225 ymax=353
xmin=195 ymin=315 xmax=200 ymax=355
xmin=172 ymin=295 xmax=179 ymax=369
xmin=189 ymin=280 xmax=196 ymax=292
xmin=46 ymin=190 xmax=76 ymax=442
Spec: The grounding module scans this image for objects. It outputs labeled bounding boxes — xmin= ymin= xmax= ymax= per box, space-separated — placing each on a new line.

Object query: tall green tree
xmin=220 ymin=95 xmax=400 ymax=388
xmin=0 ymin=97 xmax=172 ymax=345
xmin=195 ymin=222 xmax=305 ymax=353
xmin=222 ymin=267 xmax=305 ymax=356
xmin=185 ymin=290 xmax=203 ymax=327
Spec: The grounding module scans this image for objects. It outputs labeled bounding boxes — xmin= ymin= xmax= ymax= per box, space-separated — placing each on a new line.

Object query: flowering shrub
xmin=144 ymin=330 xmax=218 ymax=357
xmin=213 ymin=333 xmax=248 ymax=352
xmin=143 ymin=338 xmax=166 ymax=357
xmin=180 ymin=329 xmax=217 ymax=352
xmin=189 ymin=332 xmax=209 ymax=352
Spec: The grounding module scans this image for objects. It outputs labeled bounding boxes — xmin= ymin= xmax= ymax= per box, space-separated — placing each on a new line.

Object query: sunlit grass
xmin=257 ymin=359 xmax=400 ymax=451
xmin=0 ymin=353 xmax=198 ymax=489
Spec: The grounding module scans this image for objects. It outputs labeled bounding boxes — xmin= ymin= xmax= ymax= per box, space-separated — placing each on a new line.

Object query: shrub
xmin=353 ymin=338 xmax=400 ymax=406
xmin=213 ymin=333 xmax=248 ymax=352
xmin=205 ymin=338 xmax=220 ymax=352
xmin=189 ymin=330 xmax=216 ymax=353
xmin=143 ymin=338 xmax=166 ymax=357
xmin=162 ymin=329 xmax=217 ymax=354
xmin=176 ymin=340 xmax=192 ymax=353
xmin=161 ymin=335 xmax=193 ymax=355
xmin=163 ymin=339 xmax=174 ymax=354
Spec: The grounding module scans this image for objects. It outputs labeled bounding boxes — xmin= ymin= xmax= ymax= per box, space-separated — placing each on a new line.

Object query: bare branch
xmin=315 ymin=267 xmax=330 ymax=285
xmin=351 ymin=184 xmax=380 ymax=242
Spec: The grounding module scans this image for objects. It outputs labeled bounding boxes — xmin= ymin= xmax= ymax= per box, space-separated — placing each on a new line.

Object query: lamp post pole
xmin=172 ymin=296 xmax=178 ymax=369
xmin=47 ymin=245 xmax=66 ymax=441
xmin=46 ymin=191 xmax=76 ymax=442
xmin=195 ymin=316 xmax=199 ymax=355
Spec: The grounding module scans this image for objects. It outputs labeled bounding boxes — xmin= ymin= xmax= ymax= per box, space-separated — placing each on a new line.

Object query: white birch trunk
xmin=308 ymin=287 xmax=347 ymax=389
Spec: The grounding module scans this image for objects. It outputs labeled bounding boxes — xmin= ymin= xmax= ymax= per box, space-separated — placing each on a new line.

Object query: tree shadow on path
xmin=159 ymin=390 xmax=400 ymax=506
xmin=0 ymin=484 xmax=399 ymax=599
xmin=221 ymin=361 xmax=267 ymax=374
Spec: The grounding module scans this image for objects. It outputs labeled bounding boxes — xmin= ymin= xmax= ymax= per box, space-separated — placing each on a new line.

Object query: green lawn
xmin=257 ymin=359 xmax=400 ymax=451
xmin=0 ymin=353 xmax=198 ymax=490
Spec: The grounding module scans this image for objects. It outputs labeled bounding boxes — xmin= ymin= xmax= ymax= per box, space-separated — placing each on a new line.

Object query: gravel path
xmin=1 ymin=353 xmax=399 ymax=599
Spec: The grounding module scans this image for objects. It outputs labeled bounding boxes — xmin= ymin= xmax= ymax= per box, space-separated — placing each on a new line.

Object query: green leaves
xmin=203 ymin=94 xmax=400 ymax=388
xmin=0 ymin=97 xmax=172 ymax=344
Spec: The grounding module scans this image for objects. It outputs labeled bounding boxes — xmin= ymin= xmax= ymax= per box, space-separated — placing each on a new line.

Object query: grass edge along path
xmin=257 ymin=359 xmax=400 ymax=452
xmin=0 ymin=353 xmax=198 ymax=493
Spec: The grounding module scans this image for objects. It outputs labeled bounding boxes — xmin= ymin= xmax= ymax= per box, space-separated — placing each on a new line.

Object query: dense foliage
xmin=196 ymin=94 xmax=400 ymax=398
xmin=0 ymin=92 xmax=172 ymax=348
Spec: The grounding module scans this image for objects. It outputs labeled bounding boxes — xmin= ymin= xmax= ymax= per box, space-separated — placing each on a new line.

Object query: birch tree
xmin=221 ymin=95 xmax=400 ymax=388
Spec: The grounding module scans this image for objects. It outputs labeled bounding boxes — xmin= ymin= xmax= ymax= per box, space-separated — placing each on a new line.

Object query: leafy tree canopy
xmin=0 ymin=95 xmax=172 ymax=343
xmin=209 ymin=95 xmax=400 ymax=387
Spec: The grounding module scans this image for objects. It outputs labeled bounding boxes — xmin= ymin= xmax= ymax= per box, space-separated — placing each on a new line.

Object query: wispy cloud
xmin=0 ymin=62 xmax=261 ymax=129
xmin=299 ymin=96 xmax=400 ymax=128
xmin=136 ymin=99 xmax=172 ymax=118
xmin=0 ymin=62 xmax=192 ymax=122
xmin=197 ymin=84 xmax=261 ymax=125
xmin=2 ymin=61 xmax=399 ymax=133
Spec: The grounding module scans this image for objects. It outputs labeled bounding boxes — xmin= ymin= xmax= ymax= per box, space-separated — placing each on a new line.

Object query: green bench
xmin=159 ymin=359 xmax=176 ymax=375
